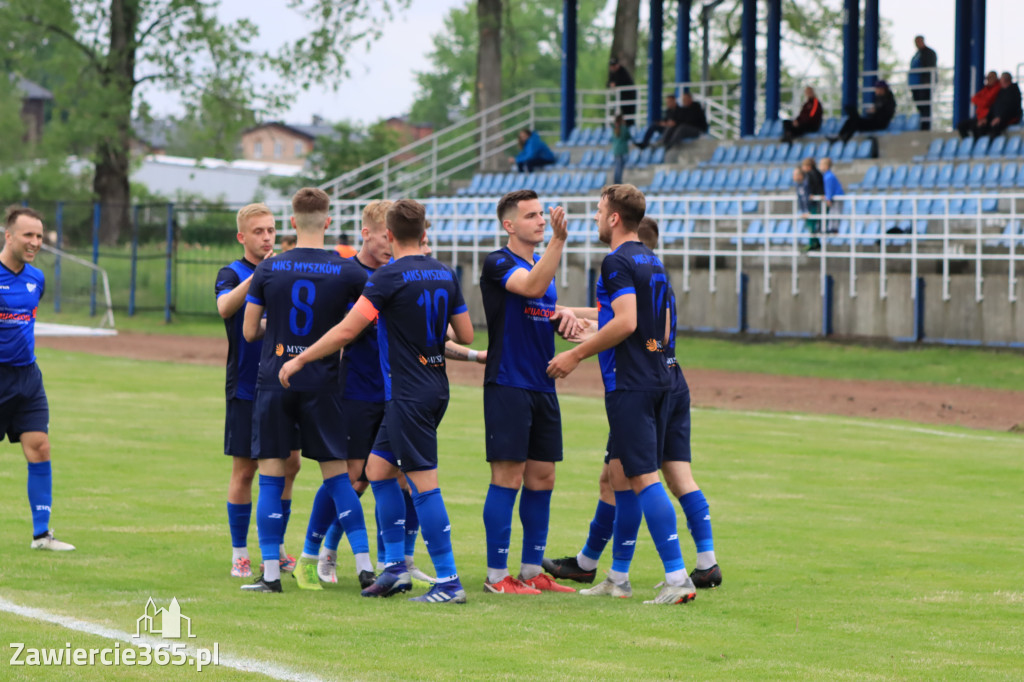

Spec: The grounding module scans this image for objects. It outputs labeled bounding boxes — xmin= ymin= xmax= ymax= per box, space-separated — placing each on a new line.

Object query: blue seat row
xmin=838 ymin=194 xmax=999 ymax=216
xmin=456 ymin=170 xmax=608 ymax=197
xmin=701 ymin=138 xmax=874 ymax=168
xmin=554 ymin=125 xmax=659 ymax=148
xmin=645 ymin=166 xmax=796 ymax=194
xmin=850 ymin=161 xmax=1024 ymax=192
xmin=913 ymin=135 xmax=1024 ymax=162
xmin=751 ymin=113 xmax=920 ymax=140
xmin=567 ymin=146 xmax=666 ymax=170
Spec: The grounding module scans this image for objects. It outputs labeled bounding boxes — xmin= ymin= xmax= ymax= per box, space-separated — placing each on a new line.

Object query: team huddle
xmin=218 ymin=184 xmax=721 ymax=605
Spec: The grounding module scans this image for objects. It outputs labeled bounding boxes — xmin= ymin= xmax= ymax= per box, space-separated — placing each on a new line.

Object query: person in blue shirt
xmin=510 ymin=129 xmax=555 ymax=173
xmin=240 ymin=188 xmax=373 ymax=594
xmin=478 ymin=189 xmax=585 ymax=595
xmin=547 ymin=185 xmax=696 ymax=605
xmin=820 ymin=157 xmax=845 ymax=234
xmin=279 ymin=199 xmax=474 ymax=605
xmin=0 ymin=206 xmax=74 ymax=552
xmin=216 ymin=203 xmax=302 ymax=579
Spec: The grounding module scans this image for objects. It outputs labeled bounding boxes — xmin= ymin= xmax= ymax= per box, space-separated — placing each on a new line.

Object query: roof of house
xmin=244 ymin=121 xmax=337 ymax=141
xmin=11 ymin=75 xmax=54 ymax=101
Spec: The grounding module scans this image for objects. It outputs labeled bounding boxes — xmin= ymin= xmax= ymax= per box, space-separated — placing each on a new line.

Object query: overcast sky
xmin=145 ymin=0 xmax=1024 ymax=125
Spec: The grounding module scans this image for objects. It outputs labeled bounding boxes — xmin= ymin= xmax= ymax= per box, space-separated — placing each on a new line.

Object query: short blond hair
xmin=362 ymin=200 xmax=393 ymax=231
xmin=236 ymin=203 xmax=273 ymax=232
xmin=292 ymin=188 xmax=330 ymax=232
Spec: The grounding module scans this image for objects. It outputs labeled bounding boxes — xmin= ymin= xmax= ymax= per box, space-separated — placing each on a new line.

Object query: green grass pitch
xmin=0 ymin=349 xmax=1021 ymax=680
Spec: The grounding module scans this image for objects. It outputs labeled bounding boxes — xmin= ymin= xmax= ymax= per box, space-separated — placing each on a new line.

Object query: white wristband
xmin=467 ymin=349 xmax=478 ymax=362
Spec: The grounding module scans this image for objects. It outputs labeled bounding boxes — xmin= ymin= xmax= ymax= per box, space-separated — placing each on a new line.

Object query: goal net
xmin=31 ymin=244 xmax=117 ymax=337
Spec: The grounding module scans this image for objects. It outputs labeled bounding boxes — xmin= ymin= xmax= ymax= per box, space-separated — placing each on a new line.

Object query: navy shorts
xmin=373 ymin=397 xmax=448 ymax=473
xmin=484 ymin=384 xmax=563 ymax=463
xmin=224 ymin=398 xmax=299 ymax=458
xmin=605 ymin=389 xmax=670 ymax=478
xmin=252 ymin=389 xmax=345 ymax=462
xmin=663 ymin=368 xmax=692 ymax=463
xmin=0 ymin=363 xmax=49 ymax=443
xmin=341 ymin=399 xmax=385 ymax=462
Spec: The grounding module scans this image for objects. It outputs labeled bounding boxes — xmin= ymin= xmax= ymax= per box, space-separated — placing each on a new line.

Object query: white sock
xmin=232 ymin=547 xmax=249 ymax=562
xmin=300 ymin=552 xmax=317 ymax=561
xmin=263 ymin=559 xmax=281 ymax=582
xmin=321 ymin=549 xmax=337 ymax=561
xmin=486 ymin=568 xmax=510 ymax=584
xmin=607 ymin=569 xmax=628 ymax=585
xmin=435 ymin=574 xmax=458 ymax=584
xmin=665 ymin=568 xmax=688 ymax=587
xmin=278 ymin=544 xmax=288 ymax=558
xmin=696 ymin=551 xmax=717 ymax=570
xmin=404 ymin=554 xmax=417 ymax=568
xmin=576 ymin=552 xmax=599 ymax=571
xmin=519 ymin=563 xmax=542 ymax=580
xmin=354 ymin=552 xmax=373 ymax=573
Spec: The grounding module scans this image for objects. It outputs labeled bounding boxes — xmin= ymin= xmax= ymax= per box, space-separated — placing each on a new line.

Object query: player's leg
xmin=362 ymin=446 xmax=413 ymax=597
xmin=580 ymin=456 xmax=638 ymax=598
xmin=397 ymin=474 xmax=434 ymax=584
xmin=242 ymin=391 xmax=290 ymax=592
xmin=224 ymin=398 xmax=256 ymax=575
xmin=542 ymin=458 xmax=613 ymax=583
xmin=482 ymin=385 xmax=538 ymax=594
xmin=277 ymin=441 xmax=302 ymax=572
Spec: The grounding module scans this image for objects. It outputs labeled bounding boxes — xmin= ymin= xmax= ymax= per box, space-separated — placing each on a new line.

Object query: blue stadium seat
xmin=915 ymin=138 xmax=943 ymax=162
xmin=683 ymin=169 xmax=701 ymax=192
xmin=710 ymin=169 xmax=728 ymax=191
xmin=810 ymin=140 xmax=830 ymax=160
xmin=891 ymin=165 xmax=909 ymax=189
xmin=556 ymin=127 xmax=581 ymax=148
xmin=742 ymin=199 xmax=760 ymax=213
xmin=748 ymin=167 xmax=766 ymax=191
xmin=737 ymin=168 xmax=754 ymax=189
xmin=671 ymin=170 xmax=690 ymax=192
xmin=986 ymin=136 xmax=1006 ymax=157
xmin=769 ymin=219 xmax=792 ymax=245
xmin=904 ymin=164 xmax=924 ymax=189
xmin=884 ymin=197 xmax=902 ymax=215
xmin=735 ymin=145 xmax=752 ymax=164
xmin=854 ymin=139 xmax=875 ymax=159
xmin=850 ymin=165 xmax=879 ymax=191
xmin=733 ymin=219 xmax=765 ymax=245
xmin=951 ymin=163 xmax=970 ymax=187
xmin=939 ymin=137 xmax=960 ymax=160
xmin=647 ymin=169 xmax=669 ymax=193
xmin=904 ymin=113 xmax=921 ymax=131
xmin=955 ymin=137 xmax=975 ymax=159
xmin=839 ymin=140 xmax=857 ymax=162
xmin=866 ymin=199 xmax=883 ymax=215
xmin=647 ymin=199 xmax=664 ymax=216
xmin=981 ymin=196 xmax=999 ymax=213
xmin=981 ymin=162 xmax=1001 ymax=188
xmin=821 ymin=117 xmax=841 ymax=137
xmin=702 ymin=146 xmax=724 ymax=167
xmin=764 ymin=167 xmax=783 ymax=191
xmin=663 ymin=219 xmax=694 ymax=243
xmin=599 ymin=149 xmax=617 ymax=168
xmin=636 ymin=147 xmax=654 ymax=168
xmin=884 ymin=114 xmax=907 ymax=135
xmin=966 ymin=163 xmax=986 ymax=188
xmin=1003 ymin=136 xmax=1022 ymax=157
xmin=919 ymin=164 xmax=939 ymax=189
xmin=745 ymin=145 xmax=762 ymax=164
xmin=760 ymin=143 xmax=778 ymax=164
xmin=725 ymin=168 xmax=742 ymax=191
xmin=650 ymin=147 xmax=666 ymax=165
xmin=856 ymin=220 xmax=882 ymax=246
xmin=986 ymin=220 xmax=1022 ymax=248
xmin=934 ymin=163 xmax=955 ymax=188
xmin=828 ymin=139 xmax=845 ymax=160
xmin=831 ymin=220 xmax=853 ymax=246
xmin=875 ymin=165 xmax=894 ymax=189
xmin=999 ymin=162 xmax=1019 ymax=188
xmin=596 ymin=128 xmax=612 ymax=145
xmin=721 ymin=146 xmax=739 ymax=165
xmin=570 ymin=149 xmax=593 ymax=170
xmin=971 ymin=137 xmax=991 ymax=159
xmin=786 ymin=142 xmax=805 ymax=164
xmin=755 ymin=120 xmax=774 ymax=138
xmin=698 ymin=170 xmax=716 ymax=192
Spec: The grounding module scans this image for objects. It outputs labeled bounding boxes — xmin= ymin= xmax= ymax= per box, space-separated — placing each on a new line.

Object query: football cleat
xmin=317 ymin=553 xmax=338 ymax=584
xmin=293 ymin=557 xmax=323 ymax=591
xmin=644 ymin=577 xmax=697 ymax=605
xmin=358 ymin=570 xmax=377 ymax=589
xmin=260 ymin=553 xmax=296 ymax=574
xmin=483 ymin=576 xmax=542 ymax=595
xmin=361 ymin=564 xmax=412 ymax=598
xmin=406 ymin=560 xmax=436 ymax=586
xmin=241 ymin=576 xmax=282 ymax=593
xmin=541 ymin=555 xmax=595 ymax=583
xmin=30 ymin=530 xmax=75 ymax=551
xmin=579 ymin=577 xmax=632 ymax=598
xmin=520 ymin=572 xmax=576 ymax=593
xmin=689 ymin=564 xmax=723 ymax=589
xmin=230 ymin=556 xmax=253 ymax=578
xmin=409 ymin=581 xmax=467 ymax=604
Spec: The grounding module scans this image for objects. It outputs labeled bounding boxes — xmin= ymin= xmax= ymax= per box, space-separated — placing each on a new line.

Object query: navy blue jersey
xmin=357 ymin=255 xmax=467 ymax=402
xmin=595 ymin=241 xmax=671 ymax=392
xmin=480 ymin=248 xmax=557 ymax=393
xmin=0 ymin=262 xmax=44 ymax=366
xmin=216 ymin=258 xmax=262 ymax=400
xmin=666 ymin=284 xmax=679 ymax=372
xmin=246 ymin=248 xmax=367 ymax=392
xmin=341 ymin=255 xmax=385 ymax=403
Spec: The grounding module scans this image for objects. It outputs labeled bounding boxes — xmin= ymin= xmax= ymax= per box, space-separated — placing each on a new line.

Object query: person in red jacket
xmin=958 ymin=71 xmax=1000 ymax=138
xmin=782 ymin=87 xmax=822 ymax=142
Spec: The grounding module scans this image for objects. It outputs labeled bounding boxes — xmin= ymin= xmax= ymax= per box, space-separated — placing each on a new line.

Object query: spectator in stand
xmin=782 ymin=87 xmax=823 ymax=142
xmin=820 ymin=157 xmax=844 ymax=232
xmin=909 ymin=36 xmax=938 ymax=131
xmin=801 ymin=158 xmax=824 ymax=251
xmin=510 ymin=129 xmax=555 ymax=173
xmin=635 ymin=94 xmax=682 ymax=149
xmin=831 ymin=80 xmax=896 ymax=143
xmin=661 ymin=93 xmax=708 ymax=149
xmin=977 ymin=72 xmax=1023 ymax=141
xmin=957 ymin=71 xmax=1000 ymax=139
xmin=608 ymin=58 xmax=637 ymax=127
xmin=611 ymin=114 xmax=630 ymax=184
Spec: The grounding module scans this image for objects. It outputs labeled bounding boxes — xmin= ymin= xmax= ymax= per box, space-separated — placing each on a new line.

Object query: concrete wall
xmin=446 ymin=252 xmax=1023 ymax=346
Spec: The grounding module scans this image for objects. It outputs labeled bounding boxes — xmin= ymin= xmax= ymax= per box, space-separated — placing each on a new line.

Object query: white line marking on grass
xmin=0 ymin=596 xmax=329 ymax=682
xmin=693 ymin=408 xmax=1017 ymax=443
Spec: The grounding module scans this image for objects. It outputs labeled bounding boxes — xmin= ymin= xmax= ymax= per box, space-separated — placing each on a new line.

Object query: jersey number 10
xmin=417 ymin=288 xmax=450 ymax=347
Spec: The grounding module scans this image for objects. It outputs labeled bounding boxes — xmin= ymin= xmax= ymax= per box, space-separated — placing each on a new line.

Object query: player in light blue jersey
xmin=0 ymin=206 xmax=74 ymax=551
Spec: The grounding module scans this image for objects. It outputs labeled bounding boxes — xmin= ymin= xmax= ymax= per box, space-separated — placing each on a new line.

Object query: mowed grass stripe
xmin=0 ymin=351 xmax=1020 ymax=681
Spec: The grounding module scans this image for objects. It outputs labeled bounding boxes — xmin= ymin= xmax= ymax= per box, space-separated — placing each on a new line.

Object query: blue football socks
xmin=403 ymin=487 xmax=419 ymax=558
xmin=280 ymin=498 xmax=292 ymax=538
xmin=519 ymin=487 xmax=552 ymax=578
xmin=226 ymin=501 xmax=251 ymax=550
xmin=324 ymin=521 xmax=343 ymax=553
xmin=639 ymin=482 xmax=686 ymax=575
xmin=580 ymin=499 xmax=616 ymax=564
xmin=322 ymin=474 xmax=369 ymax=557
xmin=302 ymin=484 xmax=336 ymax=557
xmin=680 ymin=489 xmax=717 ymax=569
xmin=371 ymin=479 xmax=407 ymax=565
xmin=27 ymin=461 xmax=52 ymax=537
xmin=256 ymin=474 xmax=285 ymax=579
xmin=483 ymin=484 xmax=518 ymax=573
xmin=412 ymin=487 xmax=458 ymax=582
xmin=610 ymin=489 xmax=642 ymax=576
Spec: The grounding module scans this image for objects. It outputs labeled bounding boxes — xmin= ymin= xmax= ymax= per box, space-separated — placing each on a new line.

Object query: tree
xmin=0 ymin=0 xmax=408 ymax=243
xmin=476 ymin=0 xmax=503 ymax=170
xmin=610 ymin=0 xmax=640 ymax=76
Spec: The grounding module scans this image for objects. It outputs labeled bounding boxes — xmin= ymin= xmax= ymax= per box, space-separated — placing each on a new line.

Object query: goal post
xmin=32 ymin=243 xmax=117 ymax=337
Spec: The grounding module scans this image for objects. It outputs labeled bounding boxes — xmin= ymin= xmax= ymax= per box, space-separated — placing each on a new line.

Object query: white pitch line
xmin=0 ymin=596 xmax=330 ymax=682
xmin=692 ymin=407 xmax=1019 ymax=444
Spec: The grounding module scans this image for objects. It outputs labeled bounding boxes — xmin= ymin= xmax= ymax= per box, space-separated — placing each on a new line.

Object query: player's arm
xmin=547 ymin=294 xmax=636 ymax=378
xmin=217 ymin=274 xmax=253 ymax=319
xmin=445 ymin=341 xmax=486 ymax=364
xmin=278 ymin=296 xmax=375 ymax=388
xmin=551 ymin=304 xmax=583 ymax=340
xmin=561 ymin=305 xmax=598 ymax=319
xmin=502 ymin=206 xmax=568 ymax=299
xmin=243 ymin=302 xmax=265 ymax=342
xmin=449 ymin=311 xmax=473 ymax=344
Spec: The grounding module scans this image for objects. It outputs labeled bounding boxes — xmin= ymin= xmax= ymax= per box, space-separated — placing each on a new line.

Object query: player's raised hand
xmin=278 ymin=358 xmax=305 ymax=389
xmin=563 ymin=317 xmax=597 ymax=343
xmin=549 ymin=205 xmax=568 ymax=241
xmin=546 ymin=349 xmax=580 ymax=379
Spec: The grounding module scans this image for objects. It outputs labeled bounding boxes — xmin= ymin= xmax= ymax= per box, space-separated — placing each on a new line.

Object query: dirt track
xmin=37 ymin=331 xmax=1024 ymax=432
